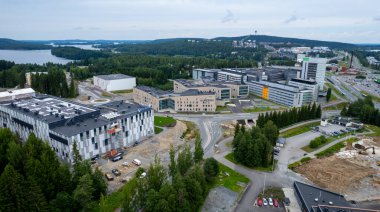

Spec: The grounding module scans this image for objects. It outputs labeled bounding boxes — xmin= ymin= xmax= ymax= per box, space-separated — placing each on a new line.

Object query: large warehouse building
xmin=0 ymin=94 xmax=154 ymax=163
xmin=93 ymin=74 xmax=136 ymax=92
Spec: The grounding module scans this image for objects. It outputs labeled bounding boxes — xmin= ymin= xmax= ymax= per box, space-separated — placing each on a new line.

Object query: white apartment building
xmin=301 ymin=57 xmax=327 ymax=90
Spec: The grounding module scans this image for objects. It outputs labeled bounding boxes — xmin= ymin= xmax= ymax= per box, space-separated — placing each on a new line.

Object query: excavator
xmin=358 ymin=146 xmax=375 ymax=155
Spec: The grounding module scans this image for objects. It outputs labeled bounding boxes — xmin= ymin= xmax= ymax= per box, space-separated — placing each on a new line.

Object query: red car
xmin=257 ymin=197 xmax=263 ymax=207
xmin=273 ymin=198 xmax=279 ymax=207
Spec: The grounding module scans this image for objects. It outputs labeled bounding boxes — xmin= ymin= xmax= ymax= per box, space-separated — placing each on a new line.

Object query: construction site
xmin=93 ymin=120 xmax=191 ymax=192
xmin=295 ymin=136 xmax=380 ymax=202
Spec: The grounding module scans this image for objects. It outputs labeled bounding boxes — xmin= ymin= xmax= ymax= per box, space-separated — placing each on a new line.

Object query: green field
xmin=301 ymin=133 xmax=350 ymax=152
xmin=154 ymin=116 xmax=176 ymax=127
xmin=315 ymin=138 xmax=358 ymax=158
xmin=216 ymin=106 xmax=228 ymax=111
xmin=360 ymin=90 xmax=380 ymax=103
xmin=325 ymin=82 xmax=345 ymax=99
xmin=213 ymin=163 xmax=250 ymax=193
xmin=154 ymin=126 xmax=163 ymax=134
xmin=111 ymin=89 xmax=133 ymax=94
xmin=225 ymin=152 xmax=275 ymax=172
xmin=323 ymin=102 xmax=348 ymax=110
xmin=243 ymin=107 xmax=271 ymax=113
xmin=366 ymin=125 xmax=380 ymax=136
xmin=279 ymin=122 xmax=319 ymax=138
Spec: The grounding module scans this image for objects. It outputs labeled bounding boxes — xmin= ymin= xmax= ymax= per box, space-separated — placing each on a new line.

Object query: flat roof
xmin=294 ymin=181 xmax=350 ymax=212
xmin=178 ymin=89 xmax=215 ymax=96
xmin=290 ymin=78 xmax=318 ymax=85
xmin=247 ymin=80 xmax=301 ymax=93
xmin=0 ymin=88 xmax=35 ymax=98
xmin=135 ymin=85 xmax=173 ymax=98
xmin=95 ymin=74 xmax=133 ymax=80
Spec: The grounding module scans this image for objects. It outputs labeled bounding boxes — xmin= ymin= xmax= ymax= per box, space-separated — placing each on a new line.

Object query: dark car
xmin=112 ymin=169 xmax=121 ymax=176
xmin=111 ymin=155 xmax=123 ymax=162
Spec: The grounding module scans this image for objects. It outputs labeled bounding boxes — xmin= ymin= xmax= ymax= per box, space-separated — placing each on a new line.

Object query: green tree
xmin=169 ymin=145 xmax=177 ymax=177
xmin=193 ymin=135 xmax=204 ymax=163
xmin=146 ymin=157 xmax=167 ymax=191
xmin=73 ymin=174 xmax=95 ymax=210
xmin=0 ymin=165 xmax=28 ymax=211
xmin=203 ymin=158 xmax=219 ymax=182
xmin=326 ymin=88 xmax=332 ymax=102
xmin=177 ymin=145 xmax=193 ymax=175
xmin=263 ymin=120 xmax=279 ymax=145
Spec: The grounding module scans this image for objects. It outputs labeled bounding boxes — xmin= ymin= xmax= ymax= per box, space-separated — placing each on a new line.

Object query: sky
xmin=1 ymin=0 xmax=380 ymax=43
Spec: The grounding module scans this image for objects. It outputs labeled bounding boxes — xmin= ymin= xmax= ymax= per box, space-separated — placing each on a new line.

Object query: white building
xmin=0 ymin=95 xmax=154 ymax=163
xmin=0 ymin=88 xmax=35 ymax=102
xmin=288 ymin=78 xmax=319 ymax=104
xmin=300 ymin=57 xmax=327 ymax=90
xmin=93 ymin=74 xmax=136 ymax=92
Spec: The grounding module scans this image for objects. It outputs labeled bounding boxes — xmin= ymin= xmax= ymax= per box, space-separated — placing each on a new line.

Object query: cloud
xmin=88 ymin=27 xmax=101 ymax=30
xmin=284 ymin=15 xmax=299 ymax=24
xmin=374 ymin=16 xmax=380 ymax=21
xmin=221 ymin=9 xmax=238 ymax=23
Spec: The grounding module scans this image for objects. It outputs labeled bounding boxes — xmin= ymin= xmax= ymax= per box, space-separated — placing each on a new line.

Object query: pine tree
xmin=193 ymin=135 xmax=204 ymax=163
xmin=69 ymin=77 xmax=76 ymax=98
xmin=326 ymin=88 xmax=332 ymax=102
xmin=169 ymin=144 xmax=177 ymax=177
xmin=316 ymin=105 xmax=322 ymax=118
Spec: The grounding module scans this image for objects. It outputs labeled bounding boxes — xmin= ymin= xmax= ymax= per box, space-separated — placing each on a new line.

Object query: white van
xmin=132 ymin=159 xmax=141 ymax=166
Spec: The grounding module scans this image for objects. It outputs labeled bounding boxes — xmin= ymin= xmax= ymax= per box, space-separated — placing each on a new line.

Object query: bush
xmin=309 ymin=140 xmax=321 ymax=148
xmin=300 ymin=157 xmax=311 ymax=163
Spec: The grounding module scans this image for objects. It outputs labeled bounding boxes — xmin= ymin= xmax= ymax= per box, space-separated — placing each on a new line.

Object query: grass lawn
xmin=216 ymin=106 xmax=228 ymax=111
xmin=225 ymin=152 xmax=275 ymax=172
xmin=328 ymin=93 xmax=338 ymax=102
xmin=323 ymin=102 xmax=348 ymax=111
xmin=154 ymin=116 xmax=176 ymax=127
xmin=111 ymin=89 xmax=133 ymax=94
xmin=154 ymin=126 xmax=163 ymax=134
xmin=279 ymin=122 xmax=319 ymax=138
xmin=243 ymin=107 xmax=271 ymax=113
xmin=213 ymin=163 xmax=250 ymax=193
xmin=301 ymin=133 xmax=350 ymax=153
xmin=325 ymin=82 xmax=345 ymax=99
xmin=101 ymin=91 xmax=112 ymax=97
xmin=366 ymin=125 xmax=380 ymax=136
xmin=315 ymin=137 xmax=358 ymax=158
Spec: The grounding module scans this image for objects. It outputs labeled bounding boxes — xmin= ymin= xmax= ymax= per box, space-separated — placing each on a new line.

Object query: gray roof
xmin=95 ymin=74 xmax=133 ymax=80
xmin=294 ymin=181 xmax=350 ymax=212
xmin=178 ymin=89 xmax=215 ymax=96
xmin=135 ymin=86 xmax=173 ymax=98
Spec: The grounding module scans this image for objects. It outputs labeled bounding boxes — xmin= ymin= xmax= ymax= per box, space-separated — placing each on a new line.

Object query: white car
xmin=263 ymin=198 xmax=268 ymax=206
xmin=140 ymin=172 xmax=146 ymax=178
xmin=122 ymin=161 xmax=130 ymax=167
xmin=268 ymin=198 xmax=273 ymax=206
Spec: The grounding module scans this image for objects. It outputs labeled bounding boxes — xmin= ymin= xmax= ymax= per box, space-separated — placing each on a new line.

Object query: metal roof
xmin=95 ymin=74 xmax=133 ymax=80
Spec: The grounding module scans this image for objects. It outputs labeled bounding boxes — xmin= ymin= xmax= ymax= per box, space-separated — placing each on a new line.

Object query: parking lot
xmin=252 ymin=198 xmax=284 ymax=212
xmin=317 ymin=124 xmax=347 ymax=136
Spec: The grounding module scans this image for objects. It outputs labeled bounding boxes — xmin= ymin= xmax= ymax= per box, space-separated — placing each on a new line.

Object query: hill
xmin=0 ymin=38 xmax=51 ymax=50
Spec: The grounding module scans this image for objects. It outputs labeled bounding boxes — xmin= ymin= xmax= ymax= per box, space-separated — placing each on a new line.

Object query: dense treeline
xmin=31 ymin=70 xmax=77 ymax=98
xmin=256 ymin=103 xmax=322 ymax=129
xmin=341 ymin=96 xmax=380 ymax=125
xmin=51 ymin=47 xmax=110 ymax=60
xmin=0 ymin=129 xmax=106 ymax=211
xmin=232 ymin=121 xmax=278 ymax=168
xmin=80 ymin=54 xmax=258 ymax=90
xmin=119 ymin=140 xmax=220 ymax=212
xmin=100 ymin=39 xmax=267 ymax=61
xmin=0 ymin=38 xmax=51 ymax=50
xmin=354 ymin=50 xmax=380 ymax=71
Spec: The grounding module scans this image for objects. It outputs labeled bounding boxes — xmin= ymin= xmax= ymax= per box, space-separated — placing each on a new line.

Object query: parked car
xmin=268 ymin=198 xmax=273 ymax=206
xmin=273 ymin=198 xmax=279 ymax=207
xmin=263 ymin=198 xmax=268 ymax=206
xmin=112 ymin=169 xmax=121 ymax=176
xmin=105 ymin=173 xmax=114 ymax=181
xmin=133 ymin=141 xmax=140 ymax=147
xmin=257 ymin=198 xmax=263 ymax=207
xmin=122 ymin=161 xmax=130 ymax=167
xmin=111 ymin=155 xmax=123 ymax=162
xmin=132 ymin=159 xmax=142 ymax=166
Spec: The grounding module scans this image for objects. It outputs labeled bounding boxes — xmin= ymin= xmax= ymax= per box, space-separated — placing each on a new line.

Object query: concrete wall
xmin=94 ymin=77 xmax=136 ymax=91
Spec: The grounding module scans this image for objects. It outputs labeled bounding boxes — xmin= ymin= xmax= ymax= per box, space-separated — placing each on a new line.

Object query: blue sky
xmin=1 ymin=0 xmax=380 ymax=43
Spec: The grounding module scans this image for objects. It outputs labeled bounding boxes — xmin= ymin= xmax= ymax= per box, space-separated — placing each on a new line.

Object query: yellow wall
xmin=262 ymin=86 xmax=269 ymax=99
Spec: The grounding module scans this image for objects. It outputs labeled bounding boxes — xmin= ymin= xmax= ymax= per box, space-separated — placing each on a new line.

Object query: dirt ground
xmin=96 ymin=120 xmax=189 ymax=193
xmin=221 ymin=121 xmax=237 ymax=138
xmin=295 ymin=137 xmax=380 ymax=201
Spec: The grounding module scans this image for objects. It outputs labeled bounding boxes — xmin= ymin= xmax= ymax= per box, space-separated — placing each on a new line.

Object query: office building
xmin=192 ymin=69 xmax=218 ymax=80
xmin=247 ymin=80 xmax=304 ymax=107
xmin=0 ymin=88 xmax=35 ymax=102
xmin=217 ymin=69 xmax=247 ymax=83
xmin=133 ymin=86 xmax=216 ymax=112
xmin=93 ymin=74 xmax=136 ymax=92
xmin=288 ymin=78 xmax=319 ymax=103
xmin=0 ymin=95 xmax=154 ymax=163
xmin=301 ymin=57 xmax=327 ymax=90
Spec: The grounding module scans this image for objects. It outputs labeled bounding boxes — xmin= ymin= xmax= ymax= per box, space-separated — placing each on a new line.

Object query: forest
xmin=354 ymin=50 xmax=380 ymax=71
xmin=0 ymin=38 xmax=51 ymax=50
xmin=232 ymin=121 xmax=278 ymax=168
xmin=30 ymin=70 xmax=77 ymax=98
xmin=51 ymin=47 xmax=111 ymax=60
xmin=256 ymin=103 xmax=322 ymax=129
xmin=0 ymin=129 xmax=107 ymax=211
xmin=341 ymin=96 xmax=380 ymax=126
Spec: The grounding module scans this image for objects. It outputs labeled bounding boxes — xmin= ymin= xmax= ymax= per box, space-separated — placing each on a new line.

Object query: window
xmin=91 ymin=137 xmax=95 ymax=144
xmin=140 ymin=126 xmax=142 ymax=132
xmin=125 ymin=131 xmax=129 ymax=137
xmin=105 ymin=139 xmax=108 ymax=146
xmin=86 ymin=131 xmax=89 ymax=137
xmin=95 ymin=143 xmax=98 ymax=150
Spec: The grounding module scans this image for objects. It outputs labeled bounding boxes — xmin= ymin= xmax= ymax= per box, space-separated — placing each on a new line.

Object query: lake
xmin=0 ymin=50 xmax=73 ymax=65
